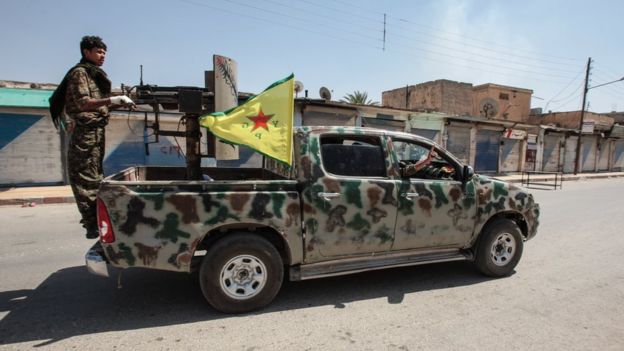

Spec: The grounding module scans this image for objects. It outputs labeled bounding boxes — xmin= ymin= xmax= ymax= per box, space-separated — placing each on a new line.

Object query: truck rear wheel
xmin=474 ymin=218 xmax=524 ymax=277
xmin=199 ymin=232 xmax=283 ymax=313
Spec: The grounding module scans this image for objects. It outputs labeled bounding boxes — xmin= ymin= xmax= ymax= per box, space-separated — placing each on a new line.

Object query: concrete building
xmin=0 ymin=81 xmax=191 ymax=186
xmin=530 ymin=110 xmax=624 ymax=172
xmin=472 ymin=83 xmax=533 ymax=122
xmin=382 ymin=80 xmax=473 ymax=116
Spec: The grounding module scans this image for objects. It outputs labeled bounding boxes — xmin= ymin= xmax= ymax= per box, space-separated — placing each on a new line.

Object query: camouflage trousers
xmin=68 ymin=125 xmax=105 ymax=233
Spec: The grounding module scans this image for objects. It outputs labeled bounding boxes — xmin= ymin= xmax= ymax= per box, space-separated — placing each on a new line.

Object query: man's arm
xmin=402 ymin=146 xmax=436 ymax=177
xmin=67 ymin=69 xmax=133 ymax=111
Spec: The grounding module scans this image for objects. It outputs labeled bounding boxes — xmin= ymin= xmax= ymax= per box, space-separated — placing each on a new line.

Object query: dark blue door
xmin=475 ymin=130 xmax=500 ymax=172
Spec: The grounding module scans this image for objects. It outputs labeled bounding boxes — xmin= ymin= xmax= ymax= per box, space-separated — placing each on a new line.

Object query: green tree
xmin=341 ymin=90 xmax=379 ymax=106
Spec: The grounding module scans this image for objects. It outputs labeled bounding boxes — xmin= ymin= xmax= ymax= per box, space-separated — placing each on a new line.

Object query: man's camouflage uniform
xmin=65 ymin=67 xmax=110 ymax=235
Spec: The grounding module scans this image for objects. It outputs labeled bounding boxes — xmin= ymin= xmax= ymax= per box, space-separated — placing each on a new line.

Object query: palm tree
xmin=341 ymin=90 xmax=380 ymax=106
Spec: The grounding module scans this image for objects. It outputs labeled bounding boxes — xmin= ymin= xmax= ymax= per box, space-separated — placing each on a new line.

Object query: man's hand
xmin=109 ymin=95 xmax=135 ymax=107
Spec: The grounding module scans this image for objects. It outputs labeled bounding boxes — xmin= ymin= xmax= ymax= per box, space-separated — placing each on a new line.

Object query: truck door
xmin=301 ymin=133 xmax=398 ymax=262
xmin=390 ymin=137 xmax=476 ymax=250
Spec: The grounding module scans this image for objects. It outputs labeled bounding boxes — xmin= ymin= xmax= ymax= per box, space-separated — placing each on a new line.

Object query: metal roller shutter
xmin=302 ymin=111 xmax=356 ymax=126
xmin=475 ymin=129 xmax=500 ymax=173
xmin=563 ymin=136 xmax=578 ymax=173
xmin=597 ymin=139 xmax=610 ymax=171
xmin=580 ymin=135 xmax=598 ymax=172
xmin=362 ymin=117 xmax=405 ymax=132
xmin=446 ymin=126 xmax=470 ymax=165
xmin=410 ymin=128 xmax=439 ymax=143
xmin=542 ymin=134 xmax=562 ymax=172
xmin=613 ymin=140 xmax=624 ymax=171
xmin=500 ymin=138 xmax=520 ymax=172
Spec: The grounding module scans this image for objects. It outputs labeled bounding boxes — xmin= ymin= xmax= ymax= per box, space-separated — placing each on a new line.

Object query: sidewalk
xmin=1 ymin=172 xmax=623 ymax=206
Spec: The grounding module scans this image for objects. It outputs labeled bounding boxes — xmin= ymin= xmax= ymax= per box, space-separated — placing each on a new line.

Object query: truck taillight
xmin=97 ymin=198 xmax=115 ymax=243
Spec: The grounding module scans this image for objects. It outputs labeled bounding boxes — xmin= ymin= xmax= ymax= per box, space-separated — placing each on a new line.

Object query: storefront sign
xmin=581 ymin=121 xmax=595 ymax=134
xmin=503 ymin=128 xmax=526 ymax=139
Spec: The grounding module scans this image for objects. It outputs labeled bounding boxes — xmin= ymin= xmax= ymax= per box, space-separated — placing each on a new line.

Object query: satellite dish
xmin=319 ymin=86 xmax=332 ymax=101
xmin=479 ymin=98 xmax=499 ymax=118
xmin=294 ymin=80 xmax=304 ymax=97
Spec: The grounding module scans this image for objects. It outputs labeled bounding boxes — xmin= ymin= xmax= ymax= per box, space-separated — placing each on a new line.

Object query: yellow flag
xmin=199 ymin=74 xmax=294 ymax=166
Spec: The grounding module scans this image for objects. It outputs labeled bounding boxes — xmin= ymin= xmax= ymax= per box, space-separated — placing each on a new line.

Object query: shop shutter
xmin=580 ymin=135 xmax=598 ymax=172
xmin=410 ymin=128 xmax=440 ymax=143
xmin=475 ymin=129 xmax=500 ymax=173
xmin=563 ymin=135 xmax=578 ymax=173
xmin=500 ymin=138 xmax=520 ymax=172
xmin=302 ymin=111 xmax=355 ymax=126
xmin=597 ymin=139 xmax=610 ymax=171
xmin=446 ymin=126 xmax=471 ymax=165
xmin=612 ymin=140 xmax=624 ymax=171
xmin=542 ymin=134 xmax=562 ymax=172
xmin=362 ymin=117 xmax=405 ymax=132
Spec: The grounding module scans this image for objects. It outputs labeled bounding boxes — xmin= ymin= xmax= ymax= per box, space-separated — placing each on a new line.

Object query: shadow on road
xmin=0 ymin=261 xmax=493 ymax=346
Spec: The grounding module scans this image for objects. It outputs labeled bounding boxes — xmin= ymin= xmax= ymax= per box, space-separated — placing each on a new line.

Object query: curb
xmin=0 ymin=196 xmax=75 ymax=207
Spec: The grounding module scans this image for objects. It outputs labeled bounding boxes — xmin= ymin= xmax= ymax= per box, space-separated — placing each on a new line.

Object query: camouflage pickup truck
xmin=86 ymin=126 xmax=539 ymax=313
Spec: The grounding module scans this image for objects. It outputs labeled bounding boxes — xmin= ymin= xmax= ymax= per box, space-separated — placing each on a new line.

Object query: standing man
xmin=49 ymin=35 xmax=134 ymax=239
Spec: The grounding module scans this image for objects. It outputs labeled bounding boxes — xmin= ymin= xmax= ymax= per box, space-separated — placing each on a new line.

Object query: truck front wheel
xmin=199 ymin=232 xmax=283 ymax=313
xmin=474 ymin=218 xmax=524 ymax=277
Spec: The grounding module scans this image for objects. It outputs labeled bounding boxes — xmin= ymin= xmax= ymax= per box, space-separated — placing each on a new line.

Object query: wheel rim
xmin=219 ymin=255 xmax=267 ymax=300
xmin=489 ymin=232 xmax=516 ymax=266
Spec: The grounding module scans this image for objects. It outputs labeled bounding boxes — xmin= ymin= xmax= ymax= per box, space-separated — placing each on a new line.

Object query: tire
xmin=474 ymin=218 xmax=524 ymax=277
xmin=199 ymin=232 xmax=283 ymax=313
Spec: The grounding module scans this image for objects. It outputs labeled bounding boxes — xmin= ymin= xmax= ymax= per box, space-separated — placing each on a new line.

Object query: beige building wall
xmin=533 ymin=111 xmax=614 ymax=130
xmin=472 ymin=84 xmax=532 ymax=122
xmin=382 ymin=80 xmax=473 ymax=116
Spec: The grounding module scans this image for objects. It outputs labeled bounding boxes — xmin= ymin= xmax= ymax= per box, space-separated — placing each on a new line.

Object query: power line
xmin=180 ymin=0 xmax=576 ymax=86
xmin=220 ymin=0 xmax=383 ymax=42
xmin=385 ymin=30 xmax=580 ymax=75
xmin=543 ymin=66 xmax=585 ymax=111
xmin=384 ymin=37 xmax=578 ymax=80
xmin=180 ymin=0 xmax=384 ymax=49
xmin=309 ymin=0 xmax=582 ymax=64
xmin=259 ymin=0 xmax=383 ymax=34
xmin=225 ymin=0 xmax=576 ymax=80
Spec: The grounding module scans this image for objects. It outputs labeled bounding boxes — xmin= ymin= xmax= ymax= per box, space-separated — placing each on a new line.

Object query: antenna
xmin=294 ymin=81 xmax=304 ymax=97
xmin=319 ymin=87 xmax=332 ymax=101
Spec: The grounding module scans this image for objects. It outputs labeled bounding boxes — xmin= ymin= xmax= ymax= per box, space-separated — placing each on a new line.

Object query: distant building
xmin=381 ymin=79 xmax=473 ymax=116
xmin=382 ymin=79 xmax=533 ymax=123
xmin=472 ymin=83 xmax=533 ymax=122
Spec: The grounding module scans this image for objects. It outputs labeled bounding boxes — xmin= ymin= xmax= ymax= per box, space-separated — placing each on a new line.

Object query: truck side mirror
xmin=462 ymin=165 xmax=474 ymax=183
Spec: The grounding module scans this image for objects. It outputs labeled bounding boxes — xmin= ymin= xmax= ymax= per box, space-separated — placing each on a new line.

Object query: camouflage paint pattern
xmin=98 ymin=126 xmax=539 ymax=273
xmin=66 ymin=67 xmax=110 ymax=234
xmin=99 ymin=183 xmax=302 ymax=272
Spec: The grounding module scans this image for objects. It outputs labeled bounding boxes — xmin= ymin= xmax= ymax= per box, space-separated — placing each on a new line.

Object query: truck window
xmin=392 ymin=138 xmax=459 ymax=181
xmin=320 ymin=136 xmax=386 ymax=177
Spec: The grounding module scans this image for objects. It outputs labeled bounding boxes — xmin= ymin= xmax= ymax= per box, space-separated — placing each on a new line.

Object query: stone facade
xmin=530 ymin=111 xmax=614 ymax=131
xmin=382 ymin=80 xmax=533 ymax=123
xmin=472 ymin=84 xmax=532 ymax=122
xmin=382 ymin=80 xmax=473 ymax=116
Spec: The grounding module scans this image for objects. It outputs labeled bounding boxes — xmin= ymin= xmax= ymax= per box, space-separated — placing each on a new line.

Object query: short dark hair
xmin=80 ymin=36 xmax=107 ymax=57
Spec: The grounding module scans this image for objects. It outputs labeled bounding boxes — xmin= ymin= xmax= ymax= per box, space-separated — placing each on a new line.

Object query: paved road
xmin=0 ymin=179 xmax=623 ymax=350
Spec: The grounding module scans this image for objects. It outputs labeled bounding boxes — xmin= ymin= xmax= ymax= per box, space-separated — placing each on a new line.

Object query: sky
xmin=1 ymin=0 xmax=623 ymax=113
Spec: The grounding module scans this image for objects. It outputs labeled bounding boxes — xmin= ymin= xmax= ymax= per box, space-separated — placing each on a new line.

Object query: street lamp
xmin=574 ymin=57 xmax=624 ymax=174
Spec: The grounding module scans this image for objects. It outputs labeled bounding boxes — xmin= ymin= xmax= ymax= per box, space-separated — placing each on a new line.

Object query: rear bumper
xmin=85 ymin=242 xmax=109 ymax=277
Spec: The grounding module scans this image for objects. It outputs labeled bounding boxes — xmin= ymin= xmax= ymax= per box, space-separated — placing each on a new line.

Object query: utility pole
xmin=574 ymin=57 xmax=592 ymax=175
xmin=383 ymin=13 xmax=386 ymax=51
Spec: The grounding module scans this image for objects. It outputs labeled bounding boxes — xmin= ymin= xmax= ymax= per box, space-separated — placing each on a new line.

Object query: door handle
xmin=401 ymin=192 xmax=420 ymax=200
xmin=318 ymin=192 xmax=340 ymax=201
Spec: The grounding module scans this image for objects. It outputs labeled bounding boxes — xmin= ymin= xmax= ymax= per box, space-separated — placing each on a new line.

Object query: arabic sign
xmin=581 ymin=121 xmax=595 ymax=134
xmin=503 ymin=128 xmax=527 ymax=140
